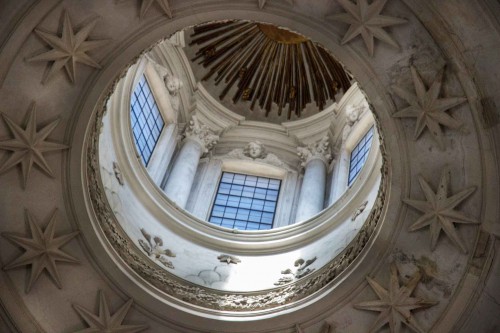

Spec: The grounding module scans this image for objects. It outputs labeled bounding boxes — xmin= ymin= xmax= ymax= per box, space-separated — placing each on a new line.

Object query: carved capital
xmin=183 ymin=115 xmax=219 ymax=153
xmin=297 ymin=136 xmax=332 ymax=167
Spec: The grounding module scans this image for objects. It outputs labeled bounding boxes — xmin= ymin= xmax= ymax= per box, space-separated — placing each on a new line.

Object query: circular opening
xmin=93 ymin=20 xmax=387 ymax=311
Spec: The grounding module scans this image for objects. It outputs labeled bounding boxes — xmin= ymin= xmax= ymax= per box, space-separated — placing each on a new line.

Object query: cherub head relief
xmin=345 ymin=104 xmax=364 ymax=125
xmin=243 ymin=141 xmax=266 ymax=159
xmin=163 ymin=74 xmax=182 ymax=96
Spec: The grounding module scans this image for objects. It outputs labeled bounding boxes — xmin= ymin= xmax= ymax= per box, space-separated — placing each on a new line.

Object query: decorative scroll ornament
xmin=217 ymin=254 xmax=241 ymax=265
xmin=72 ymin=290 xmax=148 ymax=333
xmin=0 ymin=103 xmax=68 ymax=189
xmin=1 ymin=209 xmax=79 ymax=293
xmin=258 ymin=0 xmax=294 ymax=9
xmin=354 ymin=264 xmax=437 ymax=333
xmin=138 ymin=228 xmax=176 ymax=269
xmin=403 ymin=167 xmax=477 ymax=254
xmin=138 ymin=0 xmax=172 ymax=19
xmin=392 ymin=66 xmax=467 ymax=150
xmin=297 ymin=136 xmax=333 ymax=167
xmin=27 ymin=11 xmax=108 ymax=84
xmin=327 ymin=0 xmax=407 ymax=56
xmin=183 ymin=115 xmax=219 ymax=153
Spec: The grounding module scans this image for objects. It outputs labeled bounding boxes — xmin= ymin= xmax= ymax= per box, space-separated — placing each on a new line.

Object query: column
xmin=164 ymin=116 xmax=218 ymax=208
xmin=295 ymin=136 xmax=332 ymax=223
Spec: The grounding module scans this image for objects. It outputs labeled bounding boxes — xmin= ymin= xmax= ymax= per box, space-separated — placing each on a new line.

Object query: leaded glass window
xmin=130 ymin=75 xmax=164 ymax=165
xmin=209 ymin=172 xmax=281 ymax=230
xmin=348 ymin=126 xmax=374 ymax=186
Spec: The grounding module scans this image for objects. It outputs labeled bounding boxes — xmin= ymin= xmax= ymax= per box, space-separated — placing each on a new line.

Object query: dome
xmin=0 ymin=1 xmax=499 ymax=332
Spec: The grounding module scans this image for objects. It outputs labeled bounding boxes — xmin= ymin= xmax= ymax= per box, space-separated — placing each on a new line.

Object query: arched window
xmin=348 ymin=126 xmax=374 ymax=186
xmin=130 ymin=75 xmax=165 ymax=165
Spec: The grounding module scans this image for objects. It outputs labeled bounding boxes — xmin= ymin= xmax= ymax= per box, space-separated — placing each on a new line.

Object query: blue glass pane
xmin=130 ymin=75 xmax=165 ymax=165
xmin=348 ymin=126 xmax=374 ymax=186
xmin=208 ymin=172 xmax=281 ymax=230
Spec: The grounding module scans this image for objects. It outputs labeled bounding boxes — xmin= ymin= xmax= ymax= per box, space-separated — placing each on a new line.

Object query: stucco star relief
xmin=0 ymin=103 xmax=68 ymax=189
xmin=27 ymin=11 xmax=108 ymax=84
xmin=355 ymin=264 xmax=437 ymax=333
xmin=327 ymin=0 xmax=407 ymax=56
xmin=139 ymin=0 xmax=172 ymax=19
xmin=392 ymin=66 xmax=467 ymax=150
xmin=403 ymin=167 xmax=477 ymax=254
xmin=1 ymin=209 xmax=79 ymax=293
xmin=258 ymin=0 xmax=294 ymax=9
xmin=73 ymin=290 xmax=148 ymax=333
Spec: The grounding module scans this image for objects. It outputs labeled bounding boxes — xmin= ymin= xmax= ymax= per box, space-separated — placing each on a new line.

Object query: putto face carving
xmin=244 ymin=141 xmax=266 ymax=159
xmin=163 ymin=74 xmax=182 ymax=95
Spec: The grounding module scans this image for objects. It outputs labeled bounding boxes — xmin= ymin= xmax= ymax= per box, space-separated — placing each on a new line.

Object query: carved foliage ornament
xmin=0 ymin=103 xmax=68 ymax=189
xmin=327 ymin=0 xmax=407 ymax=57
xmin=354 ymin=264 xmax=437 ymax=333
xmin=183 ymin=115 xmax=219 ymax=153
xmin=72 ymin=290 xmax=148 ymax=333
xmin=297 ymin=136 xmax=333 ymax=167
xmin=27 ymin=11 xmax=108 ymax=84
xmin=275 ymin=257 xmax=317 ymax=286
xmin=403 ymin=167 xmax=477 ymax=254
xmin=1 ymin=209 xmax=79 ymax=293
xmin=138 ymin=228 xmax=176 ymax=269
xmin=392 ymin=66 xmax=467 ymax=150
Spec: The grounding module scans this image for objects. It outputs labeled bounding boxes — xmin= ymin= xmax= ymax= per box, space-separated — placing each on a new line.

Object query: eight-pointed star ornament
xmin=139 ymin=0 xmax=172 ymax=19
xmin=327 ymin=0 xmax=407 ymax=56
xmin=0 ymin=103 xmax=68 ymax=189
xmin=355 ymin=264 xmax=437 ymax=333
xmin=1 ymin=209 xmax=79 ymax=293
xmin=392 ymin=66 xmax=467 ymax=150
xmin=27 ymin=11 xmax=108 ymax=84
xmin=258 ymin=0 xmax=294 ymax=9
xmin=72 ymin=290 xmax=148 ymax=333
xmin=403 ymin=167 xmax=477 ymax=254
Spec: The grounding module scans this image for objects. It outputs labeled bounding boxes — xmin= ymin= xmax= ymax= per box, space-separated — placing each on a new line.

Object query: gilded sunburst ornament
xmin=139 ymin=0 xmax=172 ymax=19
xmin=73 ymin=290 xmax=148 ymax=333
xmin=258 ymin=0 xmax=294 ymax=9
xmin=327 ymin=0 xmax=407 ymax=56
xmin=355 ymin=264 xmax=437 ymax=333
xmin=403 ymin=167 xmax=477 ymax=254
xmin=1 ymin=209 xmax=79 ymax=293
xmin=392 ymin=66 xmax=467 ymax=150
xmin=27 ymin=11 xmax=108 ymax=83
xmin=0 ymin=103 xmax=68 ymax=189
